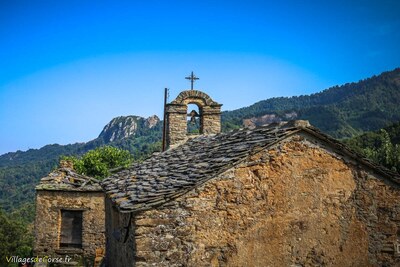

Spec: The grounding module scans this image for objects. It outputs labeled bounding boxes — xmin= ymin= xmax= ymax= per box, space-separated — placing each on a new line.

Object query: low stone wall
xmin=106 ymin=137 xmax=400 ymax=266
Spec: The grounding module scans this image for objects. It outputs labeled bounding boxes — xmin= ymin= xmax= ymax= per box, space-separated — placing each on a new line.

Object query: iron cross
xmin=185 ymin=71 xmax=199 ymax=90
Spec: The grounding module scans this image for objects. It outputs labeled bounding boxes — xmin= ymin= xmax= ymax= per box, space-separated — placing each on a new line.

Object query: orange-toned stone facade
xmin=106 ymin=135 xmax=400 ymax=266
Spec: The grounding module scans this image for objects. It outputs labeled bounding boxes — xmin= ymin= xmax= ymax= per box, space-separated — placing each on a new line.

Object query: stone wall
xmin=201 ymin=105 xmax=221 ymax=135
xmin=106 ymin=136 xmax=400 ymax=266
xmin=166 ymin=104 xmax=188 ymax=148
xmin=104 ymin=198 xmax=136 ymax=267
xmin=34 ymin=190 xmax=105 ymax=261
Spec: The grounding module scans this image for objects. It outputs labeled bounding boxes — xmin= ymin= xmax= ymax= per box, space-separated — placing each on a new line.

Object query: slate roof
xmin=36 ymin=166 xmax=102 ymax=192
xmin=101 ymin=120 xmax=400 ymax=213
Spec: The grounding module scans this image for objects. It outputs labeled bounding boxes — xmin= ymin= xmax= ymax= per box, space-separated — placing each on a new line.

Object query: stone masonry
xmin=34 ymin=191 xmax=105 ymax=258
xmin=105 ymin=135 xmax=400 ymax=266
xmin=34 ymin=162 xmax=105 ymax=263
xmin=166 ymin=90 xmax=222 ymax=148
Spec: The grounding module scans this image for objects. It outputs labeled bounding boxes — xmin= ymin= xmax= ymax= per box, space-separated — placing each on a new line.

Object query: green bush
xmin=62 ymin=146 xmax=133 ymax=180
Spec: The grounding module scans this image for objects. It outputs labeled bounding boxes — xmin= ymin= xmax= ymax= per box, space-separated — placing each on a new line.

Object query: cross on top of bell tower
xmin=185 ymin=71 xmax=199 ymax=90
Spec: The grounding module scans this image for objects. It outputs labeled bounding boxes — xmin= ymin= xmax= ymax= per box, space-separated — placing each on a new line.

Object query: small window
xmin=60 ymin=210 xmax=83 ymax=248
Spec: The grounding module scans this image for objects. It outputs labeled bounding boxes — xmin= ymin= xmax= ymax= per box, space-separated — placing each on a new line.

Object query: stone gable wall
xmin=34 ymin=190 xmax=105 ymax=261
xmin=106 ymin=136 xmax=400 ymax=266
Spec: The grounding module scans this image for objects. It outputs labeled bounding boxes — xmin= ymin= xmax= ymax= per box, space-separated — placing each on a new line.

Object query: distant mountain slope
xmin=0 ymin=115 xmax=161 ymax=212
xmin=98 ymin=115 xmax=159 ymax=143
xmin=222 ymin=68 xmax=400 ymax=138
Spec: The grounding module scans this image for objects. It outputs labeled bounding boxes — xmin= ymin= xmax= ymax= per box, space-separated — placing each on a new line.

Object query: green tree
xmin=0 ymin=209 xmax=33 ymax=267
xmin=344 ymin=124 xmax=400 ymax=173
xmin=377 ymin=129 xmax=393 ymax=167
xmin=62 ymin=146 xmax=133 ymax=180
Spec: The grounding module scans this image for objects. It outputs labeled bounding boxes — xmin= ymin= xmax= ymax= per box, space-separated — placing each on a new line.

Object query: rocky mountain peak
xmin=99 ymin=115 xmax=160 ymax=143
xmin=145 ymin=115 xmax=160 ymax=129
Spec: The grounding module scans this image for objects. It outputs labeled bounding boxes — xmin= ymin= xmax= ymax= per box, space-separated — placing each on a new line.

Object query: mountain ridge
xmin=222 ymin=68 xmax=400 ymax=138
xmin=98 ymin=115 xmax=160 ymax=143
xmin=0 ymin=115 xmax=162 ymax=211
xmin=3 ymin=67 xmax=399 ymax=159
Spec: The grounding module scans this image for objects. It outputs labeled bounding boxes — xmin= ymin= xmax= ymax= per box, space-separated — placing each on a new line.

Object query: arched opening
xmin=165 ymin=89 xmax=221 ymax=149
xmin=187 ymin=103 xmax=201 ymax=134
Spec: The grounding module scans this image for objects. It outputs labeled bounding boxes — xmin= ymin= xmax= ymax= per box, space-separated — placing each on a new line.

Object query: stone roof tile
xmin=36 ymin=167 xmax=102 ymax=192
xmin=102 ymin=121 xmax=400 ymax=213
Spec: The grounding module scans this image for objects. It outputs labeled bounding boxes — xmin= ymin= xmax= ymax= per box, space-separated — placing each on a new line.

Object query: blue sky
xmin=0 ymin=0 xmax=399 ymax=154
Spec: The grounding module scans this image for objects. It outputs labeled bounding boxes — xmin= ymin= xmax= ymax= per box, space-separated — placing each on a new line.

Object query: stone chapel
xmin=101 ymin=86 xmax=400 ymax=266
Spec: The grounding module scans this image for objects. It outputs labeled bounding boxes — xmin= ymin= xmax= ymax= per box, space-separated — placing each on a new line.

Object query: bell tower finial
xmin=185 ymin=71 xmax=199 ymax=90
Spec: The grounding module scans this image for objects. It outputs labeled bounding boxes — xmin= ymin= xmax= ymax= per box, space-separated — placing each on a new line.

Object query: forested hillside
xmin=222 ymin=68 xmax=400 ymax=138
xmin=0 ymin=118 xmax=162 ymax=212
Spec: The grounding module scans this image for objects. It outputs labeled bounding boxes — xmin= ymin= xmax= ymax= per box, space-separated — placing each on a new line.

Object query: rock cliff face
xmin=144 ymin=115 xmax=160 ymax=129
xmin=98 ymin=115 xmax=160 ymax=143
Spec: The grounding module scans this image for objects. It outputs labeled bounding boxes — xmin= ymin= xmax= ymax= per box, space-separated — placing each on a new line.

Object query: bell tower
xmin=165 ymin=73 xmax=222 ymax=149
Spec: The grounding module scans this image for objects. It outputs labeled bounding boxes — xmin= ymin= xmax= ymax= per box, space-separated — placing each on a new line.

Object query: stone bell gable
xmin=102 ymin=121 xmax=400 ymax=266
xmin=166 ymin=90 xmax=222 ymax=148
